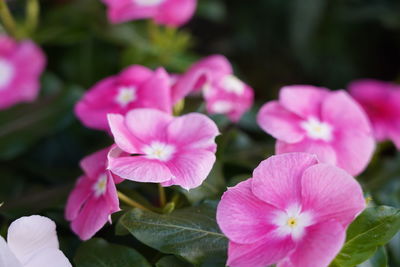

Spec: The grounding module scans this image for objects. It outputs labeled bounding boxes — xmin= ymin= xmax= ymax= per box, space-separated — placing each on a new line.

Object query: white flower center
xmin=115 ymin=86 xmax=137 ymax=107
xmin=93 ymin=173 xmax=108 ymax=197
xmin=0 ymin=58 xmax=14 ymax=89
xmin=212 ymin=101 xmax=233 ymax=113
xmin=220 ymin=75 xmax=245 ymax=95
xmin=273 ymin=204 xmax=313 ymax=240
xmin=301 ymin=117 xmax=333 ymax=142
xmin=135 ymin=0 xmax=164 ymax=6
xmin=143 ymin=141 xmax=175 ymax=161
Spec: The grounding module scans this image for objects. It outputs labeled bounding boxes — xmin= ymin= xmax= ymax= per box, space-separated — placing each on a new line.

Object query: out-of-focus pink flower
xmin=65 ymin=148 xmax=120 ymax=241
xmin=0 ymin=35 xmax=46 ymax=110
xmin=257 ymin=85 xmax=375 ymax=176
xmin=0 ymin=215 xmax=71 ymax=267
xmin=172 ymin=55 xmax=254 ymax=122
xmin=103 ymin=0 xmax=197 ymax=27
xmin=217 ymin=153 xmax=365 ymax=267
xmin=107 ymin=108 xmax=219 ymax=190
xmin=349 ymin=79 xmax=400 ymax=149
xmin=75 ymin=65 xmax=172 ymax=132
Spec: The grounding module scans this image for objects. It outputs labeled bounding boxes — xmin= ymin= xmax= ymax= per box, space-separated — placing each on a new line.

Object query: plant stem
xmin=26 ymin=0 xmax=39 ymax=34
xmin=158 ymin=184 xmax=166 ymax=207
xmin=117 ymin=191 xmax=151 ymax=212
xmin=0 ymin=0 xmax=19 ymax=37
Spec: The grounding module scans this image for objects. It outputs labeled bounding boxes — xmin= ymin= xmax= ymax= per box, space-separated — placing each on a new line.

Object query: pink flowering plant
xmin=1 ymin=1 xmax=400 ymax=267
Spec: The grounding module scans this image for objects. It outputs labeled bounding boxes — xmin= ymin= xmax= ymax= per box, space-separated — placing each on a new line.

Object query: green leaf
xmin=358 ymin=246 xmax=388 ymax=267
xmin=117 ymin=202 xmax=228 ymax=265
xmin=74 ymin=238 xmax=151 ymax=267
xmin=331 ymin=206 xmax=400 ymax=267
xmin=156 ymin=256 xmax=189 ymax=267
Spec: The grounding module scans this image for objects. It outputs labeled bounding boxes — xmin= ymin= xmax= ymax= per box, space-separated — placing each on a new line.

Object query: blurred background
xmin=1 ymin=0 xmax=400 ymax=265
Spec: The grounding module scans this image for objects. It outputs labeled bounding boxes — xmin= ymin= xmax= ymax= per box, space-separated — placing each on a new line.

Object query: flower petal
xmin=65 ymin=175 xmax=93 ymax=221
xmin=24 ymin=248 xmax=71 ymax=267
xmin=164 ymin=149 xmax=216 ymax=190
xmin=217 ymin=179 xmax=280 ymax=244
xmin=257 ymin=101 xmax=305 ymax=143
xmin=79 ymin=147 xmax=110 ymax=178
xmin=108 ymin=113 xmax=143 ymax=154
xmin=156 ymin=0 xmax=197 ymax=27
xmin=252 ymin=153 xmax=318 ymax=210
xmin=301 ymin=163 xmax=366 ymax=227
xmin=278 ymin=220 xmax=345 ymax=267
xmin=7 ymin=215 xmax=59 ymax=265
xmin=227 ymin=236 xmax=295 ymax=267
xmin=108 ymin=146 xmax=173 ymax=183
xmin=279 ymin=85 xmax=328 ymax=118
xmin=167 ymin=112 xmax=219 ymax=152
xmin=0 ymin=236 xmax=22 ymax=267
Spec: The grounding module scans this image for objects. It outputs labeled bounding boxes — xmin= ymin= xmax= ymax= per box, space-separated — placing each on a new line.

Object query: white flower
xmin=0 ymin=215 xmax=72 ymax=267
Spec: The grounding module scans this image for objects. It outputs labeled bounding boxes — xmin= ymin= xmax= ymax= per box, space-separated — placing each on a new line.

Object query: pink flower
xmin=0 ymin=35 xmax=46 ymax=110
xmin=0 ymin=215 xmax=71 ymax=267
xmin=257 ymin=85 xmax=375 ymax=176
xmin=349 ymin=79 xmax=400 ymax=149
xmin=103 ymin=0 xmax=197 ymax=27
xmin=75 ymin=65 xmax=172 ymax=132
xmin=217 ymin=153 xmax=365 ymax=267
xmin=65 ymin=148 xmax=120 ymax=241
xmin=172 ymin=55 xmax=254 ymax=122
xmin=107 ymin=108 xmax=219 ymax=190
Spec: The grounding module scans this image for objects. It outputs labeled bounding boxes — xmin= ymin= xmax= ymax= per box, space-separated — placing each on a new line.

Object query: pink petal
xmin=65 ymin=175 xmax=93 ymax=221
xmin=155 ymin=0 xmax=197 ymax=27
xmin=108 ymin=146 xmax=173 ymax=183
xmin=108 ymin=114 xmax=143 ymax=154
xmin=118 ymin=65 xmax=153 ymax=84
xmin=227 ymin=236 xmax=295 ymax=267
xmin=217 ymin=179 xmax=280 ymax=244
xmin=79 ymin=147 xmax=110 ymax=178
xmin=124 ymin=108 xmax=173 ymax=144
xmin=24 ymin=248 xmax=71 ymax=267
xmin=251 ymin=153 xmax=318 ymax=210
xmin=279 ymin=85 xmax=329 ymax=118
xmin=301 ymin=163 xmax=366 ymax=227
xmin=388 ymin=125 xmax=400 ymax=149
xmin=276 ymin=139 xmax=337 ymax=165
xmin=278 ymin=220 xmax=345 ymax=267
xmin=0 ymin=236 xmax=22 ymax=267
xmin=257 ymin=101 xmax=305 ymax=143
xmin=167 ymin=113 xmax=219 ymax=152
xmin=7 ymin=216 xmax=59 ymax=265
xmin=164 ymin=149 xmax=216 ymax=190
xmin=322 ymin=90 xmax=371 ymax=133
xmin=105 ymin=0 xmax=158 ymax=24
xmin=332 ymin=130 xmax=375 ymax=176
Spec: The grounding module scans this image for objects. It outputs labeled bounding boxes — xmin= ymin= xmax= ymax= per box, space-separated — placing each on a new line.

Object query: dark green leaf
xmin=74 ymin=238 xmax=151 ymax=267
xmin=156 ymin=256 xmax=189 ymax=267
xmin=117 ymin=202 xmax=228 ymax=265
xmin=331 ymin=206 xmax=400 ymax=267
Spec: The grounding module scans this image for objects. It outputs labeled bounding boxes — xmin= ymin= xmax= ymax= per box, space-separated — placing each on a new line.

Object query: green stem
xmin=0 ymin=0 xmax=19 ymax=37
xmin=25 ymin=0 xmax=39 ymax=34
xmin=117 ymin=191 xmax=151 ymax=211
xmin=158 ymin=184 xmax=166 ymax=207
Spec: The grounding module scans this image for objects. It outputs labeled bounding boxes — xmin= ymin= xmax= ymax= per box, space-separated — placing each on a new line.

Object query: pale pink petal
xmin=0 ymin=236 xmax=22 ymax=267
xmin=276 ymin=140 xmax=337 ymax=165
xmin=279 ymin=85 xmax=328 ymax=118
xmin=24 ymin=248 xmax=71 ymax=267
xmin=7 ymin=216 xmax=59 ymax=265
xmin=65 ymin=175 xmax=93 ymax=221
xmin=167 ymin=113 xmax=219 ymax=152
xmin=227 ymin=236 xmax=295 ymax=267
xmin=108 ymin=114 xmax=143 ymax=154
xmin=322 ymin=91 xmax=371 ymax=132
xmin=278 ymin=221 xmax=345 ymax=267
xmin=251 ymin=153 xmax=318 ymax=210
xmin=301 ymin=164 xmax=366 ymax=227
xmin=156 ymin=0 xmax=197 ymax=27
xmin=217 ymin=179 xmax=280 ymax=244
xmin=108 ymin=146 xmax=173 ymax=183
xmin=79 ymin=147 xmax=110 ymax=178
xmin=332 ymin=131 xmax=375 ymax=176
xmin=125 ymin=108 xmax=172 ymax=144
xmin=164 ymin=149 xmax=216 ymax=190
xmin=257 ymin=101 xmax=305 ymax=143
